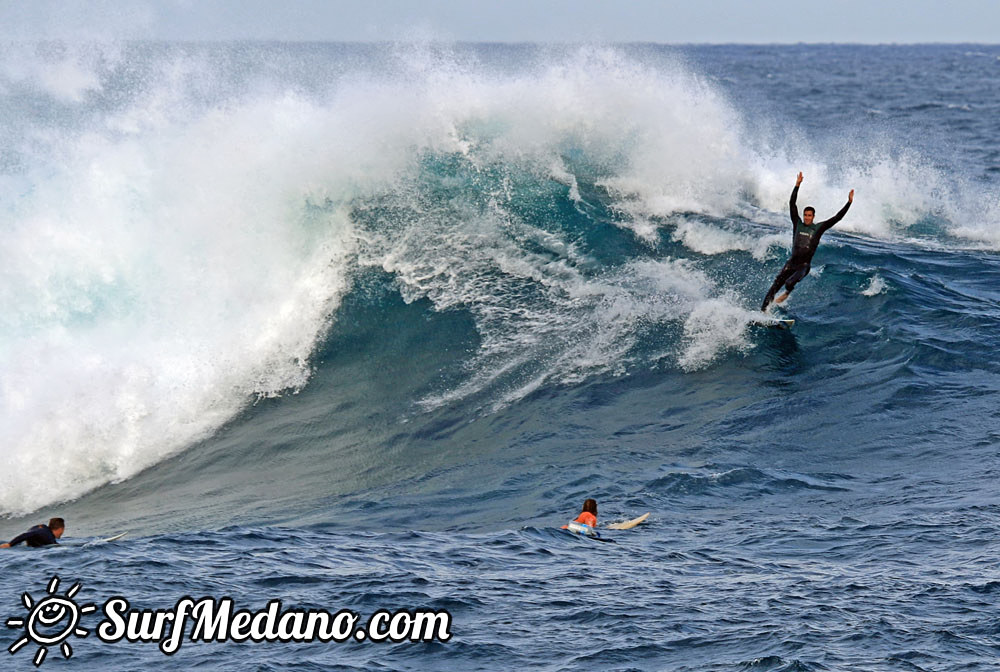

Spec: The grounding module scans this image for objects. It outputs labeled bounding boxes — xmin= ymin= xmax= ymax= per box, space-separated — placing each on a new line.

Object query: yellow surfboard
xmin=605 ymin=513 xmax=649 ymax=530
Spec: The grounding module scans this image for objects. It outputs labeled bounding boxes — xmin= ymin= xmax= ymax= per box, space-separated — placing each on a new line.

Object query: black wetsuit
xmin=6 ymin=524 xmax=58 ymax=547
xmin=761 ymin=184 xmax=852 ymax=310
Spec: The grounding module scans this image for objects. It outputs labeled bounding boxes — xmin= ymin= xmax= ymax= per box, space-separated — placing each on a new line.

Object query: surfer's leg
xmin=775 ymin=263 xmax=811 ymax=304
xmin=762 ymin=262 xmax=796 ymax=310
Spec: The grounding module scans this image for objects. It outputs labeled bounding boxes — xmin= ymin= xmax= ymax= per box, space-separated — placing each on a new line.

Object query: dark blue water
xmin=3 ymin=43 xmax=1000 ymax=670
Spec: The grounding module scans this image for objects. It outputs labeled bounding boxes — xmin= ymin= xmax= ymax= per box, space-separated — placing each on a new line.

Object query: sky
xmin=1 ymin=0 xmax=998 ymax=44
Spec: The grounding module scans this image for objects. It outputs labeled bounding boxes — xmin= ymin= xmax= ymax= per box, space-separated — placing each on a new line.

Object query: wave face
xmin=3 ymin=41 xmax=1000 ymax=671
xmin=2 ymin=43 xmax=1000 ymax=517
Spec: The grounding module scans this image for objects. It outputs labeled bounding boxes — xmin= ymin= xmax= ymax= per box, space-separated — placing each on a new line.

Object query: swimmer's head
xmin=48 ymin=517 xmax=65 ymax=538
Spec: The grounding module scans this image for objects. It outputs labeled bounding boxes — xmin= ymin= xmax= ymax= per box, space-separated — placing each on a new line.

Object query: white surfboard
xmin=605 ymin=513 xmax=650 ymax=530
xmin=98 ymin=531 xmax=128 ymax=543
xmin=72 ymin=531 xmax=128 ymax=548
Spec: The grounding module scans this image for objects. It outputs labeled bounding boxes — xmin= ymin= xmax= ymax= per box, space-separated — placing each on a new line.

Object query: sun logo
xmin=5 ymin=576 xmax=96 ymax=667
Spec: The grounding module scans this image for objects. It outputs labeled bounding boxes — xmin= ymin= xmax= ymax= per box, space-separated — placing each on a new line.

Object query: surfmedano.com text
xmin=98 ymin=596 xmax=453 ymax=654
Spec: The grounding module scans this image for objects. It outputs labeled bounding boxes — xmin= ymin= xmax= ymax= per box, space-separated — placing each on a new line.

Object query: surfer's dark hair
xmin=582 ymin=499 xmax=597 ymax=515
xmin=48 ymin=517 xmax=65 ymax=530
xmin=803 ymin=206 xmax=816 ymax=215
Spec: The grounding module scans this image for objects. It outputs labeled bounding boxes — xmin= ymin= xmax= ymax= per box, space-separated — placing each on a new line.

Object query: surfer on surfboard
xmin=0 ymin=517 xmax=65 ymax=548
xmin=762 ymin=172 xmax=854 ymax=311
xmin=562 ymin=498 xmax=598 ymax=529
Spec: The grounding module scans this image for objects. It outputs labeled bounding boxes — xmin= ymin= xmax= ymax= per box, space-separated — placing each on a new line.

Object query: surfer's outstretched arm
xmin=1 ymin=531 xmax=32 ymax=548
xmin=789 ymin=172 xmax=803 ymax=225
xmin=818 ymin=189 xmax=855 ymax=233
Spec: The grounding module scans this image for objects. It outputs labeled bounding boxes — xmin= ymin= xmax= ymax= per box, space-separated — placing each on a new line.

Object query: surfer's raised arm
xmin=818 ymin=189 xmax=855 ymax=233
xmin=789 ymin=172 xmax=803 ymax=225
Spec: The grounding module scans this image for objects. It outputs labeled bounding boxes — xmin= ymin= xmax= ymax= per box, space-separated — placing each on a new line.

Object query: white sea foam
xmin=672 ymin=217 xmax=785 ymax=261
xmin=1 ymin=60 xmax=363 ymax=514
xmin=679 ymin=300 xmax=758 ymax=371
xmin=862 ymin=275 xmax=887 ymax=297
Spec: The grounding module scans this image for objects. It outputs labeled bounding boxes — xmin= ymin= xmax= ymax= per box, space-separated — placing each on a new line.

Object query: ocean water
xmin=2 ymin=42 xmax=1000 ymax=670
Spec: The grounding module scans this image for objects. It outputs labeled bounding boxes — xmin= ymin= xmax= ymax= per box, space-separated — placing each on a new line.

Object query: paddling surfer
xmin=762 ymin=172 xmax=854 ymax=310
xmin=0 ymin=517 xmax=65 ymax=548
xmin=561 ymin=498 xmax=598 ymax=529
